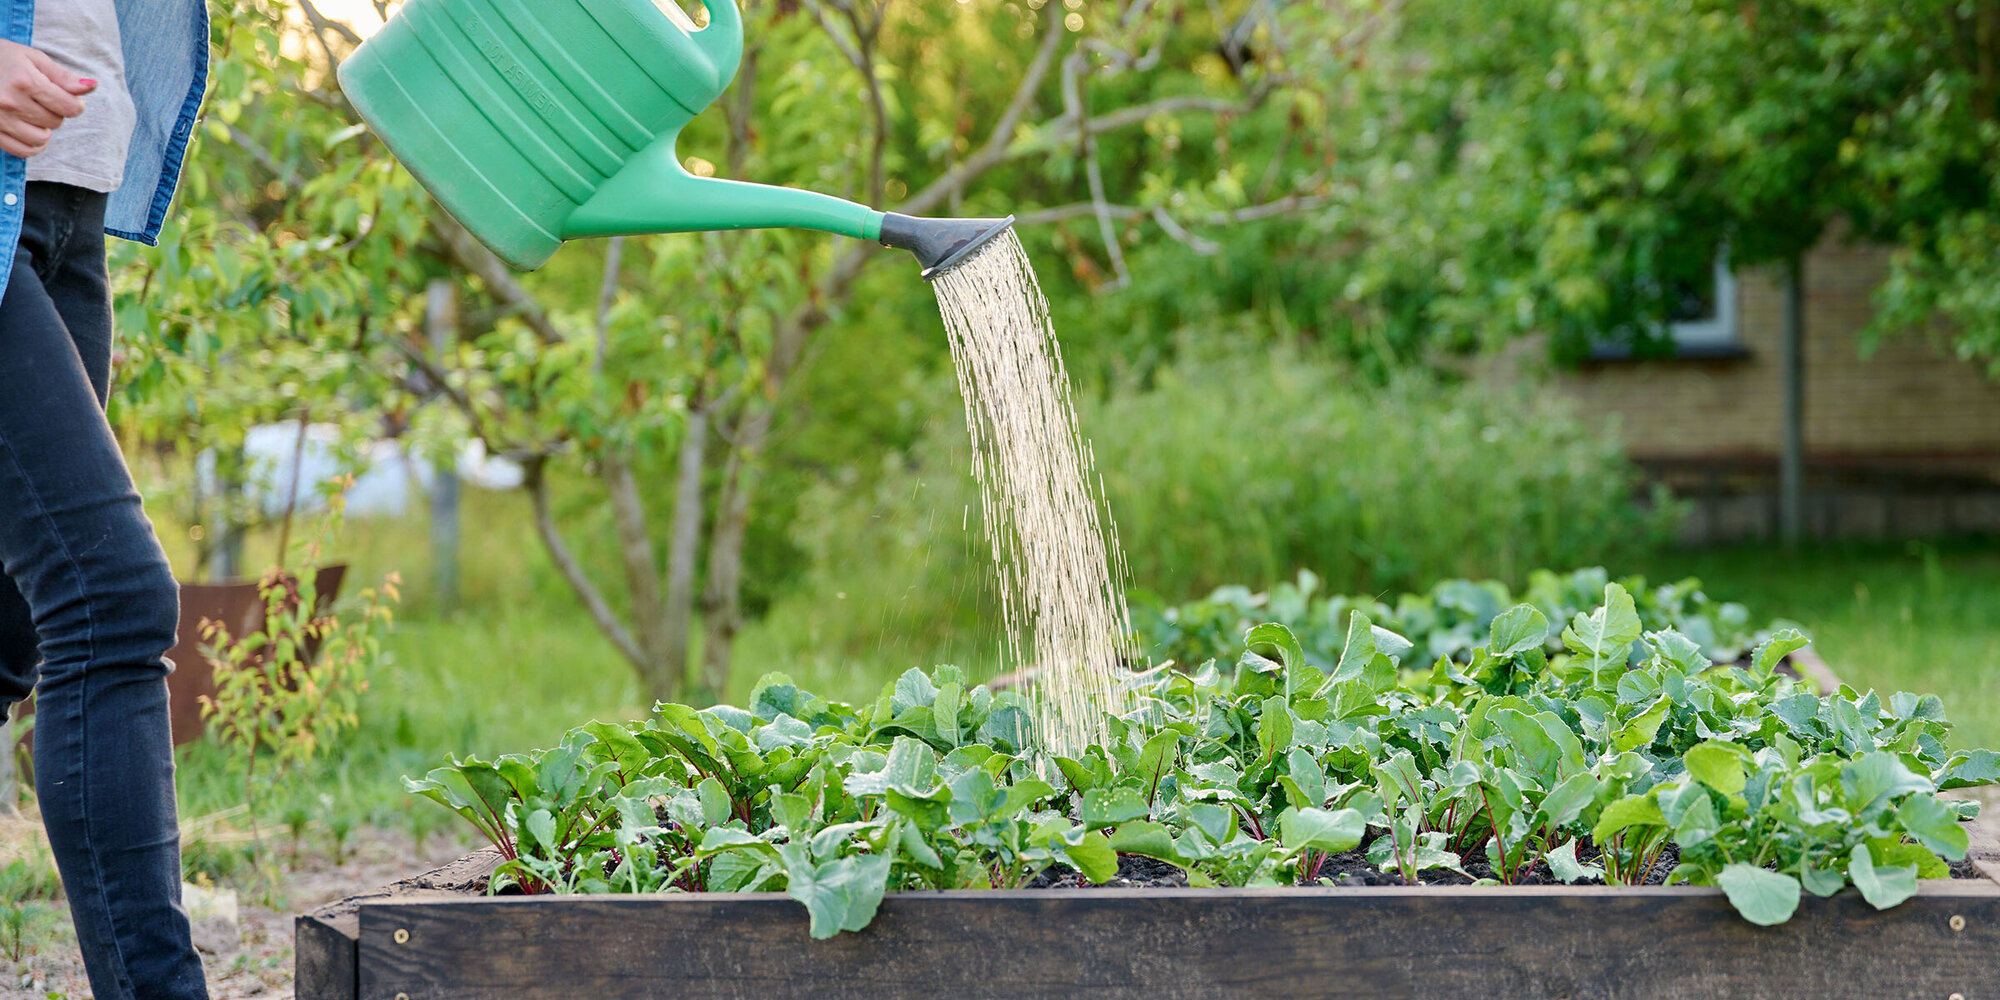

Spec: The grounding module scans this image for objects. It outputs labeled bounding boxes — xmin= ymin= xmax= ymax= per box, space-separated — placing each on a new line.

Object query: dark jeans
xmin=0 ymin=183 xmax=207 ymax=1000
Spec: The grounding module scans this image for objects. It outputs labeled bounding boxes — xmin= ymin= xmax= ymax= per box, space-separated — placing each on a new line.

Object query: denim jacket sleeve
xmin=104 ymin=0 xmax=210 ymax=245
xmin=0 ymin=0 xmax=207 ymax=295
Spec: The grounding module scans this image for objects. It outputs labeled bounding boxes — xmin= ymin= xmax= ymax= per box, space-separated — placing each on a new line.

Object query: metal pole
xmin=427 ymin=280 xmax=462 ymax=611
xmin=1779 ymin=253 xmax=1805 ymax=548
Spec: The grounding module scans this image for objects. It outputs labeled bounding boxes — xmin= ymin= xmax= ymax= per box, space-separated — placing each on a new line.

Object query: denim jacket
xmin=0 ymin=0 xmax=208 ymax=293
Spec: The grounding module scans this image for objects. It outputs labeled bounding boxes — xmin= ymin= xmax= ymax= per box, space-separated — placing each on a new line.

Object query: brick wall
xmin=1548 ymin=231 xmax=2000 ymax=474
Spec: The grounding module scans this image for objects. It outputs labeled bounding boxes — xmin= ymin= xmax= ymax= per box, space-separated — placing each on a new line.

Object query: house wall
xmin=1550 ymin=232 xmax=2000 ymax=469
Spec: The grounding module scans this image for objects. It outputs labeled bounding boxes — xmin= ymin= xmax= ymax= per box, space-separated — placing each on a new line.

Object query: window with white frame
xmin=1664 ymin=248 xmax=1738 ymax=350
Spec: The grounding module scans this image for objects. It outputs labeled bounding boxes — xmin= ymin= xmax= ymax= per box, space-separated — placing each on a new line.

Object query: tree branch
xmin=1012 ymin=192 xmax=1329 ymax=227
xmin=594 ymin=237 xmax=626 ymax=369
xmin=1062 ymin=48 xmax=1130 ymax=287
xmin=526 ymin=459 xmax=646 ymax=669
xmin=604 ymin=459 xmax=670 ymax=671
xmin=434 ymin=216 xmax=567 ymax=346
xmin=590 ymin=235 xmax=670 ymax=688
xmin=897 ymin=3 xmax=1067 ymax=216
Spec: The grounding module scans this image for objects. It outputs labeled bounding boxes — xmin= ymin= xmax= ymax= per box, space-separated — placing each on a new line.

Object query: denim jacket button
xmin=2 ymin=194 xmax=15 ymax=206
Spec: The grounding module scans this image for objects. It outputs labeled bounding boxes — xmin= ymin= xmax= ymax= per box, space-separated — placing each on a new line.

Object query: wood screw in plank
xmin=1949 ymin=914 xmax=1965 ymax=932
xmin=394 ymin=928 xmax=410 ymax=944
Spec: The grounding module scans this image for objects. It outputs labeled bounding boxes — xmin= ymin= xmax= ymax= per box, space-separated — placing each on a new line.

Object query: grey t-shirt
xmin=29 ymin=0 xmax=137 ymax=193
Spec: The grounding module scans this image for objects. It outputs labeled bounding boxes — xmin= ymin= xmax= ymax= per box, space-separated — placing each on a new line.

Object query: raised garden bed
xmin=299 ymin=838 xmax=2000 ymax=1000
xmin=298 ymin=578 xmax=2000 ymax=999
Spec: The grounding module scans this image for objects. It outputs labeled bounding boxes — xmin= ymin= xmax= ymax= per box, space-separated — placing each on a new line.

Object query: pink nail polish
xmin=79 ymin=78 xmax=96 ymax=86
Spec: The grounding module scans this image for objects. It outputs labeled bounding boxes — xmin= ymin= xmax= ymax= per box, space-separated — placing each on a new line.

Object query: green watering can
xmin=337 ymin=0 xmax=1010 ymax=276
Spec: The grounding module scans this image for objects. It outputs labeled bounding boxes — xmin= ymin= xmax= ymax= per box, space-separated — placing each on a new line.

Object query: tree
xmin=128 ymin=0 xmax=1351 ymax=706
xmin=1298 ymin=0 xmax=2000 ymax=541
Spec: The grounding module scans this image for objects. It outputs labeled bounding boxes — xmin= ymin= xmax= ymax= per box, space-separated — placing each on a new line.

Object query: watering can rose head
xmin=338 ymin=0 xmax=1009 ymax=276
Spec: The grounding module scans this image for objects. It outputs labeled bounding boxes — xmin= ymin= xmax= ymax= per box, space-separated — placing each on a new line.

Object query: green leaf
xmin=1895 ymin=795 xmax=1971 ymax=860
xmin=1545 ymin=840 xmax=1604 ymax=884
xmin=1246 ymin=622 xmax=1307 ymax=687
xmin=1054 ymin=753 xmax=1113 ymax=793
xmin=1842 ymin=752 xmax=1933 ymax=814
xmin=1684 ymin=740 xmax=1748 ymax=796
xmin=1134 ymin=729 xmax=1182 ymax=797
xmin=895 ymin=821 xmax=943 ymax=870
xmin=1064 ymin=832 xmax=1120 ymax=883
xmin=1750 ymin=628 xmax=1810 ymax=675
xmin=1799 ymin=861 xmax=1846 ymax=898
xmin=1716 ymin=864 xmax=1801 ymax=926
xmin=1284 ymin=747 xmax=1329 ymax=808
xmin=932 ymin=682 xmax=963 ymax=746
xmin=1331 ymin=611 xmax=1376 ymax=684
xmin=1613 ymin=697 xmax=1670 ymax=752
xmin=890 ymin=669 xmax=938 ymax=716
xmin=1278 ymin=807 xmax=1365 ymax=854
xmin=978 ymin=703 xmax=1034 ymax=754
xmin=781 ymin=845 xmax=894 ymax=939
xmin=846 ymin=736 xmax=939 ymax=798
xmin=1108 ymin=821 xmax=1184 ymax=864
xmin=1371 ymin=750 xmax=1422 ymax=806
xmin=1561 ymin=583 xmax=1642 ymax=664
xmin=698 ymin=827 xmax=770 ymax=853
xmin=1258 ymin=696 xmax=1295 ymax=762
xmin=1540 ymin=771 xmax=1602 ymax=828
xmin=695 ymin=777 xmax=733 ymax=827
xmin=524 ymin=808 xmax=558 ymax=852
xmin=1370 ymin=626 xmax=1415 ymax=663
xmin=580 ymin=721 xmax=651 ymax=777
xmin=1593 ymin=794 xmax=1665 ymax=842
xmin=1849 ymin=844 xmax=1919 ymax=910
xmin=1081 ymin=787 xmax=1151 ymax=829
xmin=1488 ymin=604 xmax=1550 ymax=657
xmin=1940 ymin=750 xmax=2000 ymax=790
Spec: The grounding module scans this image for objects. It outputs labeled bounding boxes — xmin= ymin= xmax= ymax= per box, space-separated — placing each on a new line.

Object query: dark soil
xmin=1026 ymin=853 xmax=1189 ymax=889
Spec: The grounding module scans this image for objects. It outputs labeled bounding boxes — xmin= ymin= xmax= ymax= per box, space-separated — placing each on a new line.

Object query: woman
xmin=0 ymin=0 xmax=210 ymax=998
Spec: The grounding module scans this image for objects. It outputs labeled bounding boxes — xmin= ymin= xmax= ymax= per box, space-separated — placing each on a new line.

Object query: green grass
xmin=133 ymin=461 xmax=2000 ymax=860
xmin=152 ymin=486 xmax=643 ymax=853
xmin=1635 ymin=539 xmax=2000 ymax=750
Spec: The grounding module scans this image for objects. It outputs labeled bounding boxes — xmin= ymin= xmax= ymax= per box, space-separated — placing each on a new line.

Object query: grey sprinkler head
xmin=878 ymin=213 xmax=1016 ymax=280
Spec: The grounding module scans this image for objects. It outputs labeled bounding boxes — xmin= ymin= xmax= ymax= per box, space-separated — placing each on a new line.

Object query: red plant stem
xmin=1479 ymin=788 xmax=1512 ymax=885
xmin=1235 ymin=805 xmax=1265 ymax=840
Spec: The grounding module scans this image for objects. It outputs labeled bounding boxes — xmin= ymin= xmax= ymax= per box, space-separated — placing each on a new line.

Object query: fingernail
xmin=79 ymin=78 xmax=96 ymax=86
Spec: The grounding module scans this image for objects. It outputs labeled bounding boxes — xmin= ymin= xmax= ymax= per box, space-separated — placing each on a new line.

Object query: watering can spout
xmin=879 ymin=213 xmax=1016 ymax=280
xmin=561 ymin=139 xmax=1013 ymax=277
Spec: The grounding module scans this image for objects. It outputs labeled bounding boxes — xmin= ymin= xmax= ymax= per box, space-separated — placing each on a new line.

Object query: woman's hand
xmin=0 ymin=40 xmax=94 ymax=159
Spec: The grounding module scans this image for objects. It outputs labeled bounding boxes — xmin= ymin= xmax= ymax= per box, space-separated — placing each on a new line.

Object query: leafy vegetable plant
xmin=410 ymin=572 xmax=1996 ymax=936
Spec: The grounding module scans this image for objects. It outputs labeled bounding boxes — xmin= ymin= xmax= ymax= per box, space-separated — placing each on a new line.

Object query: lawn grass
xmin=133 ymin=471 xmax=2000 ymax=856
xmin=150 ymin=486 xmax=643 ymax=851
xmin=1634 ymin=538 xmax=2000 ymax=750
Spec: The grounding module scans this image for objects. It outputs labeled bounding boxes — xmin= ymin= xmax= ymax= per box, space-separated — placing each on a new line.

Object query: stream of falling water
xmin=929 ymin=229 xmax=1132 ymax=761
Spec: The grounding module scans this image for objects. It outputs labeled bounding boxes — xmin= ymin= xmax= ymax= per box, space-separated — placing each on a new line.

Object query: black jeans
xmin=0 ymin=182 xmax=207 ymax=1000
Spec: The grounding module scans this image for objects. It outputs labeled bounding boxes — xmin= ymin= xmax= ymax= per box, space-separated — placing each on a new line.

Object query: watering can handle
xmin=694 ymin=0 xmax=746 ymax=89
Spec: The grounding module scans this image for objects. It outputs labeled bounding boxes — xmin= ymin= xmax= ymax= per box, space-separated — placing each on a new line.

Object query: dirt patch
xmin=2 ymin=814 xmax=470 ymax=1000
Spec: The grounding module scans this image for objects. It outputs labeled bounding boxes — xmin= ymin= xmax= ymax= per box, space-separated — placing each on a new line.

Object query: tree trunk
xmin=605 ymin=458 xmax=676 ymax=703
xmin=427 ymin=279 xmax=462 ymax=611
xmin=1779 ymin=252 xmax=1805 ymax=548
xmin=698 ymin=410 xmax=768 ymax=703
xmin=664 ymin=406 xmax=709 ymax=700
